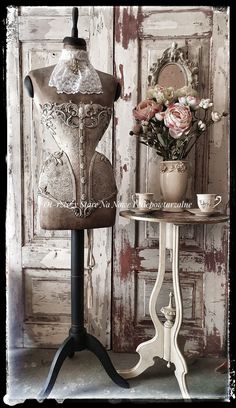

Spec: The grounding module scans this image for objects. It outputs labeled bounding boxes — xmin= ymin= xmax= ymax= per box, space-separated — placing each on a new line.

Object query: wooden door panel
xmin=139 ymin=7 xmax=212 ymax=38
xmin=7 ymin=6 xmax=229 ymax=354
xmin=135 ymin=270 xmax=203 ymax=325
xmin=113 ymin=6 xmax=229 ymax=356
xmin=7 ymin=6 xmax=24 ymax=347
xmin=7 ymin=6 xmax=114 ymax=349
xmin=24 ymin=269 xmax=71 ymax=323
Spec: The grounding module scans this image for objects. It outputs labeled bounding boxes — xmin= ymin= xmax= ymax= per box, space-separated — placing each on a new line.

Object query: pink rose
xmin=164 ymin=103 xmax=192 ymax=138
xmin=133 ymin=99 xmax=163 ymax=121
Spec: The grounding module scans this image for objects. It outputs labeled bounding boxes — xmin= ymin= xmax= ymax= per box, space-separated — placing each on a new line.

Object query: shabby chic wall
xmin=6 ymin=6 xmax=229 ymax=357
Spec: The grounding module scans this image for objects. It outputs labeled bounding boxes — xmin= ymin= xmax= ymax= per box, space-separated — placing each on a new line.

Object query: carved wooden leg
xmin=170 ymin=224 xmax=191 ymax=400
xmin=161 ymin=292 xmax=176 ymax=368
xmin=118 ymin=222 xmax=166 ymax=379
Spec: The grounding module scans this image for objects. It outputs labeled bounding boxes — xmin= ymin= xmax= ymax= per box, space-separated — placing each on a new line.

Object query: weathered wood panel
xmin=18 ymin=15 xmax=90 ymax=42
xmin=24 ymin=269 xmax=71 ymax=322
xmin=22 ymin=246 xmax=71 ymax=269
xmin=203 ymin=8 xmax=229 ymax=356
xmin=140 ymin=6 xmax=212 ymax=12
xmin=113 ymin=6 xmax=229 ymax=357
xmin=24 ymin=323 xmax=71 ymax=349
xmin=7 ymin=6 xmax=229 ymax=356
xmin=136 ymin=270 xmax=203 ymax=326
xmin=138 ymin=249 xmax=205 ymax=273
xmin=139 ymin=9 xmax=213 ymax=38
xmin=19 ymin=6 xmax=91 ymax=16
xmin=7 ymin=6 xmax=114 ymax=349
xmin=84 ymin=6 xmax=115 ymax=349
xmin=6 ymin=6 xmax=24 ymax=348
xmin=113 ymin=5 xmax=140 ymax=352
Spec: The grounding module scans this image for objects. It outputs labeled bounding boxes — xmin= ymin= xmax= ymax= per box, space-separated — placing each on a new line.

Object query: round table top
xmin=119 ymin=210 xmax=229 ymax=225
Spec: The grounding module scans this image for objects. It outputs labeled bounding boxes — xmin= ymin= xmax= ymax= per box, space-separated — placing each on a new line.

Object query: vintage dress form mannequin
xmin=24 ymin=9 xmax=128 ymax=400
xmin=24 ymin=37 xmax=120 ymax=230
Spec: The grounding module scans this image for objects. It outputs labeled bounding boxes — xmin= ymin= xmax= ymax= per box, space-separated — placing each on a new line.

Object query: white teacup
xmin=132 ymin=193 xmax=154 ymax=209
xmin=197 ymin=194 xmax=222 ymax=212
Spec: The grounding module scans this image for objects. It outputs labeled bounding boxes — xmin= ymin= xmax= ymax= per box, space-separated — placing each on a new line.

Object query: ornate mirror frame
xmin=148 ymin=42 xmax=199 ymax=90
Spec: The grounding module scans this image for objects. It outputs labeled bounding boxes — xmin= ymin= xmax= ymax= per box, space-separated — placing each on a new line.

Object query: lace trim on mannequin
xmin=48 ymin=49 xmax=103 ymax=94
xmin=40 ymin=101 xmax=112 ymax=134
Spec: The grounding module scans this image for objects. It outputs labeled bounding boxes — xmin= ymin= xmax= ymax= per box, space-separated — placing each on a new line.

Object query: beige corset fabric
xmin=38 ymin=101 xmax=117 ymax=218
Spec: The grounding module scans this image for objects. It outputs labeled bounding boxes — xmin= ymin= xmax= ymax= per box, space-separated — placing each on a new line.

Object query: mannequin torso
xmin=25 ymin=46 xmax=121 ymax=230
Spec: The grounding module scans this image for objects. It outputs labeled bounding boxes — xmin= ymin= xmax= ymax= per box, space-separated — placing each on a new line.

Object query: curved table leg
xmin=86 ymin=333 xmax=129 ymax=388
xmin=170 ymin=224 xmax=191 ymax=400
xmin=37 ymin=336 xmax=74 ymax=400
xmin=118 ymin=222 xmax=166 ymax=379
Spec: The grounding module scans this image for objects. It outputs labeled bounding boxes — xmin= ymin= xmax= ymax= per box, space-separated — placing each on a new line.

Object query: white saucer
xmin=130 ymin=208 xmax=159 ymax=214
xmin=187 ymin=208 xmax=221 ymax=217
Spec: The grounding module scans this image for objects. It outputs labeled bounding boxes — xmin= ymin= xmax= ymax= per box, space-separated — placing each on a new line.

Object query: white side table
xmin=118 ymin=210 xmax=229 ymax=400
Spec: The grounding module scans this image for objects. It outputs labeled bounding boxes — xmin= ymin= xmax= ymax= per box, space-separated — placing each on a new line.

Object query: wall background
xmin=6 ymin=6 xmax=229 ymax=358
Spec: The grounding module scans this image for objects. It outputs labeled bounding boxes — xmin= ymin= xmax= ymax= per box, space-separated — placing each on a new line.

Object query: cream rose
xmin=147 ymin=85 xmax=165 ymax=104
xmin=175 ymin=85 xmax=198 ymax=98
xmin=178 ymin=95 xmax=200 ymax=110
xmin=199 ymin=98 xmax=213 ymax=109
xmin=163 ymin=87 xmax=175 ymax=106
xmin=211 ymin=111 xmax=222 ymax=122
xmin=164 ymin=103 xmax=192 ymax=138
xmin=133 ymin=99 xmax=163 ymax=121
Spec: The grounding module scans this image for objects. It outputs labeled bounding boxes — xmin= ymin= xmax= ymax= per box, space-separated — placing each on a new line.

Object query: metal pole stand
xmin=38 ymin=230 xmax=129 ymax=400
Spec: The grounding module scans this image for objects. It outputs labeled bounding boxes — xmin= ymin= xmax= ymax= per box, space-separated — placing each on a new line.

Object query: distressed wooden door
xmin=7 ymin=6 xmax=115 ymax=349
xmin=113 ymin=6 xmax=229 ymax=356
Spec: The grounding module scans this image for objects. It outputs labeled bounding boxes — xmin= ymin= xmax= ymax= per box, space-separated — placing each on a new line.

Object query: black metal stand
xmin=38 ymin=230 xmax=129 ymax=400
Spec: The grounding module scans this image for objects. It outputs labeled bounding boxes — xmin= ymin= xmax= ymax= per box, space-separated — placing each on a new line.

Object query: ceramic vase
xmin=159 ymin=160 xmax=189 ymax=212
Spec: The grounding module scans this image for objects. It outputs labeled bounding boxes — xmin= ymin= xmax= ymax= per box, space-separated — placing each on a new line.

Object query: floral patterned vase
xmin=159 ymin=160 xmax=189 ymax=212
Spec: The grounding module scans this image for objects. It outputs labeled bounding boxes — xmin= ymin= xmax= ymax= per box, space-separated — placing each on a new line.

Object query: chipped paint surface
xmin=204 ymin=225 xmax=229 ymax=356
xmin=204 ymin=4 xmax=229 ymax=350
xmin=6 ymin=6 xmax=24 ymax=348
xmin=113 ymin=7 xmax=140 ymax=351
xmin=139 ymin=8 xmax=212 ymax=38
xmin=118 ymin=64 xmax=132 ymax=101
xmin=8 ymin=6 xmax=114 ymax=349
xmin=115 ymin=6 xmax=142 ymax=50
xmin=7 ymin=6 xmax=229 ymax=356
xmin=113 ymin=6 xmax=229 ymax=357
xmin=40 ymin=250 xmax=70 ymax=269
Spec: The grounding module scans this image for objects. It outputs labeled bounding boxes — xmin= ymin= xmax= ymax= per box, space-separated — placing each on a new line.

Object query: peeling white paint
xmin=212 ymin=47 xmax=227 ymax=148
xmin=141 ymin=10 xmax=212 ymax=37
xmin=40 ymin=250 xmax=70 ymax=269
xmin=204 ymin=271 xmax=226 ymax=349
xmin=150 ymin=20 xmax=178 ymax=30
xmin=8 ymin=6 xmax=115 ymax=349
xmin=7 ymin=6 xmax=229 ymax=358
xmin=113 ymin=6 xmax=229 ymax=357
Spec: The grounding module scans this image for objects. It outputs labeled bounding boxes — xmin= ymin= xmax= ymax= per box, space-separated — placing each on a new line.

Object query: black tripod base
xmin=38 ymin=330 xmax=129 ymax=400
